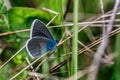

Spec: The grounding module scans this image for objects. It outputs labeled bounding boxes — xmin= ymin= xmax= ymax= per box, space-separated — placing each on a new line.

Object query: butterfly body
xmin=46 ymin=39 xmax=57 ymax=51
xmin=26 ymin=19 xmax=57 ymax=58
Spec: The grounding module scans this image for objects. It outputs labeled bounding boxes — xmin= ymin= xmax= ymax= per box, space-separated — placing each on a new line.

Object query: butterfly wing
xmin=30 ymin=19 xmax=54 ymax=40
xmin=26 ymin=19 xmax=57 ymax=58
xmin=26 ymin=36 xmax=57 ymax=58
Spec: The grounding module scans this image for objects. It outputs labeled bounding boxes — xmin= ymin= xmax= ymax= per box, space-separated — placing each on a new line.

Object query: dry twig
xmin=87 ymin=0 xmax=120 ymax=80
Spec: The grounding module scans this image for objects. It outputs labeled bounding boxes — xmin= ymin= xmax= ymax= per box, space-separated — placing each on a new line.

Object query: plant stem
xmin=71 ymin=0 xmax=79 ymax=79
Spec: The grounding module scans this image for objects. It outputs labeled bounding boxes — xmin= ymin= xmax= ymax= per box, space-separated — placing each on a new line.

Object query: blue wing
xmin=26 ymin=36 xmax=57 ymax=58
xmin=30 ymin=19 xmax=55 ymax=40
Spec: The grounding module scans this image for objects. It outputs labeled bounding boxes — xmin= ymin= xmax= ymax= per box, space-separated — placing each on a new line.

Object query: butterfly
xmin=26 ymin=19 xmax=57 ymax=58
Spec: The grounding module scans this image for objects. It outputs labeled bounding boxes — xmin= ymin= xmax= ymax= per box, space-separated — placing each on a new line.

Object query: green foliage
xmin=0 ymin=0 xmax=7 ymax=14
xmin=0 ymin=63 xmax=13 ymax=79
xmin=8 ymin=7 xmax=56 ymax=38
xmin=16 ymin=71 xmax=28 ymax=79
xmin=0 ymin=0 xmax=9 ymax=31
xmin=112 ymin=33 xmax=120 ymax=80
xmin=13 ymin=54 xmax=23 ymax=64
xmin=97 ymin=65 xmax=114 ymax=80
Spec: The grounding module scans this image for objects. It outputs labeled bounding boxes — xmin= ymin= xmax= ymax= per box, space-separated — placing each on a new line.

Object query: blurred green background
xmin=0 ymin=0 xmax=120 ymax=80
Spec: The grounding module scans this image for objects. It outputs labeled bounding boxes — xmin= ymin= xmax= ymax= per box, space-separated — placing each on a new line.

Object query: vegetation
xmin=0 ymin=0 xmax=120 ymax=80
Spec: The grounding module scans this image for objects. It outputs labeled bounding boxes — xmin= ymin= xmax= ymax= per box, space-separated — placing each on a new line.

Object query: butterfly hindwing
xmin=30 ymin=19 xmax=54 ymax=40
xmin=26 ymin=36 xmax=57 ymax=58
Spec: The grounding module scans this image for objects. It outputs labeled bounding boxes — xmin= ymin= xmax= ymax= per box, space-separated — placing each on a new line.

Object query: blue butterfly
xmin=26 ymin=19 xmax=57 ymax=58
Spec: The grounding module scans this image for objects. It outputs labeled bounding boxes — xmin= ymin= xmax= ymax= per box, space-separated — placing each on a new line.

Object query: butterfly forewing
xmin=30 ymin=19 xmax=54 ymax=40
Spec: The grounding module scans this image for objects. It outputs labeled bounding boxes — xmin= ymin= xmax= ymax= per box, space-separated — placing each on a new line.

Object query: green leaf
xmin=8 ymin=7 xmax=56 ymax=38
xmin=13 ymin=54 xmax=23 ymax=64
